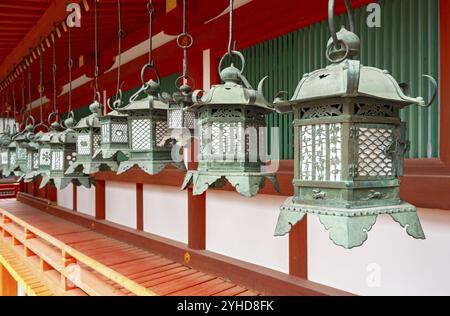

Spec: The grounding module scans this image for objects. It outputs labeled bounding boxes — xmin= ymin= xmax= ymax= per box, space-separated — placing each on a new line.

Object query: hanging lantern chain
xmin=147 ymin=0 xmax=154 ymax=66
xmin=38 ymin=39 xmax=44 ymax=125
xmin=117 ymin=0 xmax=123 ymax=96
xmin=227 ymin=0 xmax=234 ymax=55
xmin=52 ymin=23 xmax=57 ymax=114
xmin=108 ymin=0 xmax=124 ymax=110
xmin=93 ymin=0 xmax=100 ymax=101
xmin=28 ymin=50 xmax=32 ymax=119
xmin=68 ymin=23 xmax=73 ymax=114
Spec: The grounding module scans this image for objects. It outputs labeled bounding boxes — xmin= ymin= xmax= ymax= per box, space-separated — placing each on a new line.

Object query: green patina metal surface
xmin=273 ymin=0 xmax=432 ymax=249
xmin=240 ymin=0 xmax=439 ymax=160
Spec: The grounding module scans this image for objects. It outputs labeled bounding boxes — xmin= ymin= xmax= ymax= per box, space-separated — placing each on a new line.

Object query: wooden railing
xmin=0 ymin=207 xmax=156 ymax=296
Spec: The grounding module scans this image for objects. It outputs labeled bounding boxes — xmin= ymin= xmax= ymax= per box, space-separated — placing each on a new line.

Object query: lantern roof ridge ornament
xmin=190 ymin=51 xmax=273 ymax=111
xmin=276 ymin=0 xmax=437 ymax=111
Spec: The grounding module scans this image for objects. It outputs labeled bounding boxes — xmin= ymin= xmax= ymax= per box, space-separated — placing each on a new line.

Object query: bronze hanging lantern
xmin=95 ymin=0 xmax=130 ymax=163
xmin=274 ymin=0 xmax=437 ymax=248
xmin=181 ymin=0 xmax=279 ymax=197
xmin=117 ymin=0 xmax=185 ymax=175
xmin=46 ymin=114 xmax=93 ymax=189
xmin=161 ymin=0 xmax=196 ymax=148
xmin=65 ymin=0 xmax=118 ymax=175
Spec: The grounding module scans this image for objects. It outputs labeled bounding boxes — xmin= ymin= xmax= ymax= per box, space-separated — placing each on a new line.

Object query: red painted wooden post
xmin=289 ymin=217 xmax=308 ymax=279
xmin=73 ymin=185 xmax=77 ymax=212
xmin=136 ymin=183 xmax=144 ymax=231
xmin=95 ymin=180 xmax=106 ymax=220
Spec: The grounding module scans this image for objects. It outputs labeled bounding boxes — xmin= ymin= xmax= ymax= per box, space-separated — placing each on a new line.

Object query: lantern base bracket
xmin=93 ymin=148 xmax=130 ymax=160
xmin=275 ymin=197 xmax=425 ymax=249
xmin=181 ymin=171 xmax=280 ymax=197
xmin=51 ymin=176 xmax=94 ymax=190
xmin=117 ymin=160 xmax=186 ymax=176
xmin=66 ymin=161 xmax=118 ymax=175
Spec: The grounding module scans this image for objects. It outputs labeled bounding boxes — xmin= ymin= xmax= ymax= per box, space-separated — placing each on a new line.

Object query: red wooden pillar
xmin=441 ymin=0 xmax=450 ymax=168
xmin=47 ymin=184 xmax=57 ymax=204
xmin=289 ymin=218 xmax=308 ymax=279
xmin=73 ymin=185 xmax=77 ymax=212
xmin=136 ymin=183 xmax=144 ymax=231
xmin=95 ymin=180 xmax=106 ymax=220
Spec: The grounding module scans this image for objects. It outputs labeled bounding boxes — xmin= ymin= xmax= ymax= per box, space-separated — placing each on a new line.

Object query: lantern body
xmin=65 ymin=101 xmax=118 ymax=175
xmin=47 ymin=128 xmax=93 ymax=190
xmin=22 ymin=141 xmax=39 ymax=183
xmin=117 ymin=82 xmax=186 ymax=175
xmin=95 ymin=110 xmax=129 ymax=160
xmin=181 ymin=63 xmax=279 ymax=197
xmin=274 ymin=27 xmax=427 ymax=248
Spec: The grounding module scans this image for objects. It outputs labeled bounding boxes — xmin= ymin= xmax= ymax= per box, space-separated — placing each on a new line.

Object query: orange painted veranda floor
xmin=0 ymin=199 xmax=259 ymax=296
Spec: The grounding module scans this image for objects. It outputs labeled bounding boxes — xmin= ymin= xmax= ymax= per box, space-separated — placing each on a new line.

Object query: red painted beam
xmin=0 ymin=0 xmax=83 ymax=79
xmin=95 ymin=180 xmax=106 ymax=220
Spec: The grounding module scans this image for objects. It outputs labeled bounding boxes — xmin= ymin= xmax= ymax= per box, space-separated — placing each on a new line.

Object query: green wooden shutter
xmin=241 ymin=0 xmax=439 ymax=159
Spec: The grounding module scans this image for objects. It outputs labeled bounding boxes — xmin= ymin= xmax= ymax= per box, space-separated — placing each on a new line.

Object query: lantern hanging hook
xmin=328 ymin=0 xmax=355 ymax=50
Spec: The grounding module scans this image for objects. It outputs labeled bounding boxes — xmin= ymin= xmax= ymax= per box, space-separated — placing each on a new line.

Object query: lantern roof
xmin=74 ymin=100 xmax=102 ymax=129
xmin=189 ymin=61 xmax=274 ymax=113
xmin=276 ymin=27 xmax=430 ymax=111
xmin=118 ymin=80 xmax=169 ymax=113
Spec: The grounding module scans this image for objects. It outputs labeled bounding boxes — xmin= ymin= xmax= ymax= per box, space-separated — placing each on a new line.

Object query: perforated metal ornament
xmin=273 ymin=0 xmax=436 ymax=249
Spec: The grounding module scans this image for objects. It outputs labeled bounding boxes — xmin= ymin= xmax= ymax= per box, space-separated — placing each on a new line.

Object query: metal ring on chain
xmin=140 ymin=63 xmax=160 ymax=86
xmin=328 ymin=0 xmax=355 ymax=49
xmin=176 ymin=33 xmax=194 ymax=49
xmin=47 ymin=111 xmax=61 ymax=125
xmin=147 ymin=1 xmax=154 ymax=14
xmin=174 ymin=75 xmax=196 ymax=91
xmin=326 ymin=39 xmax=350 ymax=63
xmin=218 ymin=50 xmax=246 ymax=75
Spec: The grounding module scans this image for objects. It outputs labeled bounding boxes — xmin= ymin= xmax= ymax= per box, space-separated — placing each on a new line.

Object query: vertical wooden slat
xmin=430 ymin=0 xmax=439 ymax=157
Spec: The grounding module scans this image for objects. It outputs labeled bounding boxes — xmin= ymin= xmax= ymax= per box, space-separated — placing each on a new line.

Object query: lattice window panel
xmin=93 ymin=134 xmax=101 ymax=153
xmin=27 ymin=153 xmax=33 ymax=170
xmin=77 ymin=134 xmax=91 ymax=155
xmin=39 ymin=148 xmax=51 ymax=166
xmin=210 ymin=122 xmax=244 ymax=157
xmin=111 ymin=123 xmax=128 ymax=143
xmin=156 ymin=121 xmax=168 ymax=147
xmin=102 ymin=124 xmax=110 ymax=144
xmin=245 ymin=124 xmax=264 ymax=162
xmin=300 ymin=123 xmax=342 ymax=181
xmin=17 ymin=147 xmax=27 ymax=160
xmin=131 ymin=119 xmax=151 ymax=150
xmin=33 ymin=153 xmax=39 ymax=169
xmin=357 ymin=127 xmax=394 ymax=178
xmin=184 ymin=111 xmax=196 ymax=129
xmin=10 ymin=153 xmax=17 ymax=166
xmin=1 ymin=152 xmax=8 ymax=165
xmin=51 ymin=151 xmax=64 ymax=171
xmin=168 ymin=109 xmax=182 ymax=129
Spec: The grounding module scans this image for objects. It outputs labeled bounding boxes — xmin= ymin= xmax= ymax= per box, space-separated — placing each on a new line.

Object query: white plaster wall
xmin=206 ymin=191 xmax=289 ymax=273
xmin=105 ymin=181 xmax=136 ymax=229
xmin=143 ymin=184 xmax=188 ymax=244
xmin=57 ymin=185 xmax=73 ymax=210
xmin=77 ymin=186 xmax=95 ymax=217
xmin=308 ymin=209 xmax=450 ymax=296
